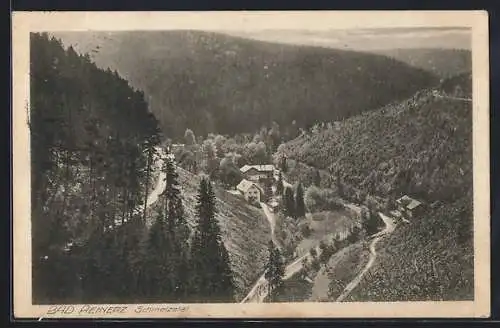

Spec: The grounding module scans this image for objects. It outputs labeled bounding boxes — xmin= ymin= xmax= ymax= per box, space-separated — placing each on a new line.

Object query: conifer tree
xmin=264 ymin=241 xmax=285 ymax=302
xmin=280 ymin=156 xmax=288 ymax=173
xmin=276 ymin=172 xmax=284 ymax=195
xmin=282 ymin=186 xmax=296 ymax=218
xmin=190 ymin=178 xmax=235 ymax=302
xmin=336 ymin=173 xmax=344 ymax=198
xmin=295 ymin=182 xmax=306 ymax=218
xmin=143 ymin=207 xmax=170 ymax=301
xmin=161 ymin=156 xmax=191 ymax=300
xmin=142 ymin=134 xmax=160 ymax=222
xmin=314 ymin=169 xmax=321 ymax=187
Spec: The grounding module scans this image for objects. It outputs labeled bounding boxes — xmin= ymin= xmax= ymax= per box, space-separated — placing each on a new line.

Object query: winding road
xmin=242 ymin=168 xmax=397 ymax=303
xmin=335 ymin=212 xmax=395 ymax=302
xmin=434 ymin=94 xmax=472 ymax=102
xmin=241 ymin=201 xmax=322 ymax=303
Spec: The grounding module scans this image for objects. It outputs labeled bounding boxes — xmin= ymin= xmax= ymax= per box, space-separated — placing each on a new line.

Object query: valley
xmin=31 ymin=30 xmax=474 ymax=305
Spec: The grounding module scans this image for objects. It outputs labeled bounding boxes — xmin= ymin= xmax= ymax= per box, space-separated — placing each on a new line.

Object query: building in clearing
xmin=236 ymin=179 xmax=263 ymax=204
xmin=396 ymin=195 xmax=424 ymax=219
xmin=240 ymin=164 xmax=275 ymax=182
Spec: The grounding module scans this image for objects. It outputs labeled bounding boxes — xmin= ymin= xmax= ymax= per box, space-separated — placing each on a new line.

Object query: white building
xmin=236 ymin=179 xmax=263 ymax=204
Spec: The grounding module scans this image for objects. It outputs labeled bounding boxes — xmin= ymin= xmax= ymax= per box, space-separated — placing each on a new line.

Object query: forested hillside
xmin=276 ymin=74 xmax=474 ymax=301
xmin=276 ymin=75 xmax=472 ymax=204
xmin=30 ymin=32 xmax=163 ymax=303
xmin=53 ymin=31 xmax=439 ymax=139
xmin=31 ymin=33 xmax=254 ymax=304
xmin=372 ymin=48 xmax=471 ymax=79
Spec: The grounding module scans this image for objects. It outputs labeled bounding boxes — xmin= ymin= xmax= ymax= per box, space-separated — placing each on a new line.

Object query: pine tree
xmin=282 ymin=186 xmax=295 ymax=218
xmin=314 ymin=169 xmax=321 ymax=187
xmin=264 ymin=241 xmax=285 ymax=302
xmin=276 ymin=172 xmax=284 ymax=195
xmin=162 ymin=157 xmax=191 ymax=300
xmin=190 ymin=178 xmax=235 ymax=302
xmin=143 ymin=207 xmax=170 ymax=301
xmin=295 ymin=182 xmax=306 ymax=218
xmin=142 ymin=135 xmax=160 ymax=222
xmin=280 ymin=156 xmax=288 ymax=173
xmin=336 ymin=174 xmax=344 ymax=198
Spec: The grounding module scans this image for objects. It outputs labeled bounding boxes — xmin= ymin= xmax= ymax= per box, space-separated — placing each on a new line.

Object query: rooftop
xmin=240 ymin=164 xmax=275 ymax=173
xmin=236 ymin=179 xmax=263 ymax=193
xmin=396 ymin=195 xmax=422 ymax=210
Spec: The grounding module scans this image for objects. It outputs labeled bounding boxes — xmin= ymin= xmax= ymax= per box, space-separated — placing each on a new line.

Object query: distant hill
xmin=276 ymin=74 xmax=473 ymax=301
xmin=371 ymin=48 xmax=471 ymax=79
xmin=150 ymin=167 xmax=270 ymax=301
xmin=52 ymin=31 xmax=439 ymax=139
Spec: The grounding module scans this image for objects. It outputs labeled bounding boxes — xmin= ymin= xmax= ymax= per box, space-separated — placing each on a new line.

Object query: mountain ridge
xmin=52 ymin=30 xmax=439 ymax=139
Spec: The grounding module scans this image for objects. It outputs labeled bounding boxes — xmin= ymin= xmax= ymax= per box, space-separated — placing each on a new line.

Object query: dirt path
xmin=240 ymin=245 xmax=321 ymax=303
xmin=335 ymin=212 xmax=395 ymax=302
xmin=130 ymin=147 xmax=166 ymax=217
xmin=144 ymin=148 xmax=167 ymax=208
xmin=260 ymin=202 xmax=282 ymax=251
xmin=434 ymin=94 xmax=472 ymax=102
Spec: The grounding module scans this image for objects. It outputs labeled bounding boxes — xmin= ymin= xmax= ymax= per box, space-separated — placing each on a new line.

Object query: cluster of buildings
xmin=390 ymin=195 xmax=424 ymax=221
xmin=235 ymin=164 xmax=275 ymax=204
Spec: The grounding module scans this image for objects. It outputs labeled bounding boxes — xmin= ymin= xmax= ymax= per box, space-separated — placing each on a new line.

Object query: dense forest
xmin=30 ymin=33 xmax=234 ymax=304
xmin=53 ymin=31 xmax=439 ymax=139
xmin=275 ymin=74 xmax=472 ymax=206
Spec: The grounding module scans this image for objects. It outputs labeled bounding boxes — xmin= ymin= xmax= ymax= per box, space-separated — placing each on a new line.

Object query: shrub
xmin=300 ymin=223 xmax=312 ymax=238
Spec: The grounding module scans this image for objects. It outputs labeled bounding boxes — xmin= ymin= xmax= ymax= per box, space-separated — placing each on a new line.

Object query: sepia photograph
xmin=12 ymin=11 xmax=490 ymax=318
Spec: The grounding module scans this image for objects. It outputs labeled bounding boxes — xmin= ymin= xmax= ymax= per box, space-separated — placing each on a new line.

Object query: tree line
xmin=277 ymin=177 xmax=306 ymax=220
xmin=31 ymin=33 xmax=234 ymax=303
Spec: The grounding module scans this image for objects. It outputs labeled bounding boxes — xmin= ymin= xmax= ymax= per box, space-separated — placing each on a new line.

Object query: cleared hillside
xmin=53 ymin=31 xmax=438 ymax=138
xmin=276 ymin=75 xmax=474 ymax=301
xmin=372 ymin=48 xmax=471 ymax=79
xmin=150 ymin=167 xmax=270 ymax=301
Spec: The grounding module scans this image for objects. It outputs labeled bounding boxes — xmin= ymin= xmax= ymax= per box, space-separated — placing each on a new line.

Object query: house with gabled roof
xmin=240 ymin=164 xmax=275 ymax=182
xmin=396 ymin=195 xmax=424 ymax=219
xmin=236 ymin=179 xmax=263 ymax=204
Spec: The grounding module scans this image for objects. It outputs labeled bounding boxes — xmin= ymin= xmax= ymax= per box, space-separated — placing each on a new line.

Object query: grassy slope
xmin=319 ymin=242 xmax=370 ymax=301
xmin=275 ymin=75 xmax=474 ymax=301
xmin=53 ymin=31 xmax=438 ymax=138
xmin=150 ymin=167 xmax=270 ymax=301
xmin=296 ymin=211 xmax=358 ymax=256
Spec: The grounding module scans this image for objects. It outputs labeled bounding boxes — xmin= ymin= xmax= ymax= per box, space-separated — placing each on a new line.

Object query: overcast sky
xmin=221 ymin=27 xmax=471 ymax=51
